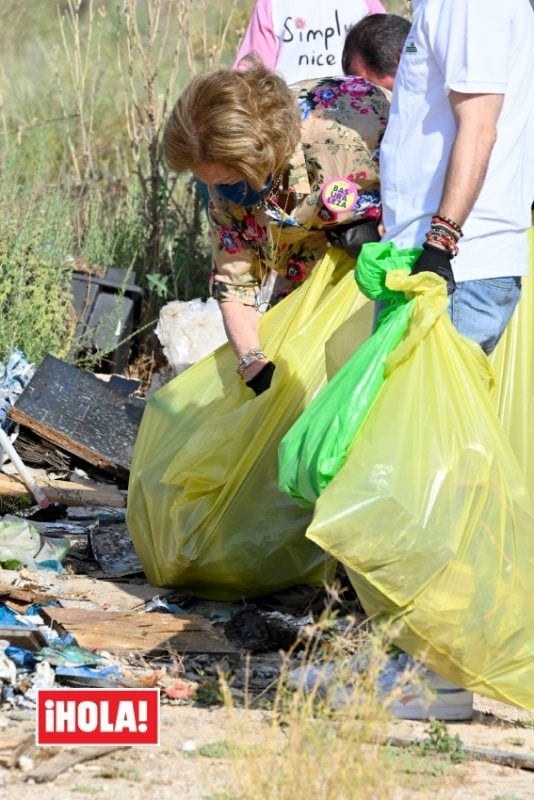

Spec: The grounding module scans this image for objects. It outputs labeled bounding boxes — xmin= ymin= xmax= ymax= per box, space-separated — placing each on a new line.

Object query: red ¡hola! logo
xmin=36 ymin=688 xmax=160 ymax=746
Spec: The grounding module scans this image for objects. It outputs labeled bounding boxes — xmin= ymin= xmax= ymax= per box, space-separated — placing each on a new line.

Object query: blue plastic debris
xmin=37 ymin=643 xmax=102 ymax=667
xmin=0 ymin=349 xmax=34 ymax=432
xmin=5 ymin=646 xmax=36 ymax=670
xmin=0 ymin=602 xmax=36 ymax=628
xmin=55 ymin=664 xmax=122 ymax=686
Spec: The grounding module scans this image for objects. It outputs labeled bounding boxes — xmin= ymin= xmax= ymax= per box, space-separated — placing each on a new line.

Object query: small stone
xmin=17 ymin=755 xmax=34 ymax=772
xmin=181 ymin=739 xmax=197 ymax=752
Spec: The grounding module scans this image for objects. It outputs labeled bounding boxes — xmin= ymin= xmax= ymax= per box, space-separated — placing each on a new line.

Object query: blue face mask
xmin=216 ymin=175 xmax=273 ymax=206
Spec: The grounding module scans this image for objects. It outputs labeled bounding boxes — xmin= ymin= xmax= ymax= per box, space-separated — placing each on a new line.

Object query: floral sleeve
xmin=208 ymin=192 xmax=262 ymax=306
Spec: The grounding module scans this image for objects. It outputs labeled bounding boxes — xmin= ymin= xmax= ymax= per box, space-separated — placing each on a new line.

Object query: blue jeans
xmin=374 ymin=276 xmax=521 ymax=355
xmin=448 ymin=277 xmax=521 ymax=355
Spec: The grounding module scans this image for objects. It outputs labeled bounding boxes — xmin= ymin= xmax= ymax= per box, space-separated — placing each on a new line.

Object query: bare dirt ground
xmin=1 ymin=694 xmax=533 ymax=800
xmin=0 ymin=566 xmax=532 ymax=800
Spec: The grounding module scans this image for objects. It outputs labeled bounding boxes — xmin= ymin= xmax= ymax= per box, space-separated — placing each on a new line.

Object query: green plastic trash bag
xmin=127 ymin=249 xmax=371 ymax=600
xmin=279 ymin=243 xmax=418 ymax=507
xmin=305 ymin=245 xmax=534 ymax=710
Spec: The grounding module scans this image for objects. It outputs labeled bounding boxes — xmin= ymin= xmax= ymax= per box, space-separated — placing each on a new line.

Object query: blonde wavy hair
xmin=163 ymin=61 xmax=302 ymax=189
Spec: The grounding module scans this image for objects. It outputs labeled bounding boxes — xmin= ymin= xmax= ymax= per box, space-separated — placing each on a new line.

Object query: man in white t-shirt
xmin=374 ymin=0 xmax=534 ymax=721
xmin=380 ymin=0 xmax=534 ymax=355
xmin=235 ymin=0 xmax=386 ymax=84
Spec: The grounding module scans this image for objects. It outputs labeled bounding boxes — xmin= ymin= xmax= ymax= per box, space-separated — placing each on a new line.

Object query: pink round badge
xmin=321 ymin=178 xmax=359 ymax=215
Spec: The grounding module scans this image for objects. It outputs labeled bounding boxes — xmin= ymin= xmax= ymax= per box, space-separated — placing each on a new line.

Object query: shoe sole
xmin=389 ymin=691 xmax=474 ymax=721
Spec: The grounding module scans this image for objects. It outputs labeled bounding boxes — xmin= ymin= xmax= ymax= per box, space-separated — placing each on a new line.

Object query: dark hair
xmin=342 ymin=14 xmax=411 ymax=77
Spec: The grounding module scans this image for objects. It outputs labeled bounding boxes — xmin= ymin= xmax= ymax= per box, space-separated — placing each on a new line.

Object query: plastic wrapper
xmin=306 ymin=247 xmax=534 ymax=709
xmin=127 ymin=249 xmax=370 ymax=600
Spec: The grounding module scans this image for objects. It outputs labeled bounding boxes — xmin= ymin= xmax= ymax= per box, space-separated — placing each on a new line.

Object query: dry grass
xmin=212 ymin=613 xmax=407 ymax=800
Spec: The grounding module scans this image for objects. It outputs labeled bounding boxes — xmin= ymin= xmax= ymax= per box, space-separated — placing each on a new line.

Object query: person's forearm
xmin=437 ymin=92 xmax=503 ymax=227
xmin=218 ymin=301 xmax=260 ymax=358
xmin=218 ymin=300 xmax=268 ymax=380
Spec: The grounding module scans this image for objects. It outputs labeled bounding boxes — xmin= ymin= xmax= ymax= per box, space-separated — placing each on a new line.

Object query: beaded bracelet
xmin=236 ymin=348 xmax=267 ymax=377
xmin=432 ymin=214 xmax=463 ymax=237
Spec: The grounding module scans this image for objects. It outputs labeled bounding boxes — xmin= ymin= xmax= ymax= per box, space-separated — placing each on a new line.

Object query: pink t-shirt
xmin=235 ymin=0 xmax=386 ymax=84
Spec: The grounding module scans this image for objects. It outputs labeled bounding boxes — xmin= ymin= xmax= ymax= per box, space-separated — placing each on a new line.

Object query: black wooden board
xmin=9 ymin=355 xmax=144 ymax=478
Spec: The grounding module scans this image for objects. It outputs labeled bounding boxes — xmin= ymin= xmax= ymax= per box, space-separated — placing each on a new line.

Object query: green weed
xmin=418 ymin=718 xmax=467 ymax=763
xmin=97 ymin=765 xmax=143 ymax=781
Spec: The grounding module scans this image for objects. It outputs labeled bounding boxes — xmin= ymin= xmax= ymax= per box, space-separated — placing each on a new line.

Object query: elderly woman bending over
xmin=163 ymin=62 xmax=389 ymax=394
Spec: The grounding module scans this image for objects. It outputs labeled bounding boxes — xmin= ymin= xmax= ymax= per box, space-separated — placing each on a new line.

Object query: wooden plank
xmin=383 ymin=735 xmax=534 ymax=772
xmin=41 ymin=607 xmax=239 ymax=656
xmin=0 ymin=626 xmax=49 ymax=650
xmin=0 ymin=583 xmax=55 ymax=605
xmin=0 ymin=731 xmax=34 ymax=768
xmin=0 ymin=471 xmax=126 ymax=507
xmin=9 ymin=355 xmax=145 ymax=478
xmin=25 ymin=745 xmax=129 ymax=783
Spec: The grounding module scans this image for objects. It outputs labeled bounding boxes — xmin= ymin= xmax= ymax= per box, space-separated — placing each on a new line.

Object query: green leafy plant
xmin=418 ymin=718 xmax=467 ymax=763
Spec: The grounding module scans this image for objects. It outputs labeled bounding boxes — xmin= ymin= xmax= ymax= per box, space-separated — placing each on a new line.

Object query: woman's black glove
xmin=326 ymin=220 xmax=381 ymax=259
xmin=412 ymin=243 xmax=456 ymax=294
xmin=245 ymin=362 xmax=276 ymax=395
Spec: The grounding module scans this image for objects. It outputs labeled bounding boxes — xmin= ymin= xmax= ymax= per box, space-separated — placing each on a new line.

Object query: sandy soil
xmin=1 ymin=695 xmax=532 ymax=800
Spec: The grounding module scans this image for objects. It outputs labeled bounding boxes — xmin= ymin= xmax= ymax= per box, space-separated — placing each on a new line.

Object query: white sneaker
xmin=379 ymin=654 xmax=474 ymax=721
xmin=288 ymin=653 xmax=473 ymax=721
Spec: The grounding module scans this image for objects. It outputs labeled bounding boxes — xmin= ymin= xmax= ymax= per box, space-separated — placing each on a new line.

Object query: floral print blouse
xmin=208 ymin=76 xmax=390 ymax=307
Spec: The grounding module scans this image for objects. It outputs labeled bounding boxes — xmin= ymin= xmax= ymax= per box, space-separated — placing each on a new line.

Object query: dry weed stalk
xmin=216 ymin=614 xmax=400 ymax=800
xmin=56 ymin=0 xmax=104 ymax=184
xmin=118 ymin=0 xmax=184 ymax=278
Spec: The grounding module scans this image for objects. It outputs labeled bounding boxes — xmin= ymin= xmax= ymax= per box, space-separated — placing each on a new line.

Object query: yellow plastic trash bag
xmin=127 ymin=249 xmax=369 ymax=600
xmin=490 ymin=230 xmax=534 ymax=503
xmin=307 ymin=266 xmax=534 ymax=710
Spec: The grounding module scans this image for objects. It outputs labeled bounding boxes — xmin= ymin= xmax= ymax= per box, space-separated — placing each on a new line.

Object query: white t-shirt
xmin=235 ymin=0 xmax=386 ymax=85
xmin=380 ymin=0 xmax=534 ymax=281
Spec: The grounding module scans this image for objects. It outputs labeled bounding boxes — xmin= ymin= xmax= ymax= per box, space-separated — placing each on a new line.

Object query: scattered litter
xmin=181 ymin=739 xmax=197 ymax=753
xmin=165 ymin=679 xmax=197 ymax=700
xmin=20 ymin=660 xmax=56 ymax=707
xmin=0 ymin=517 xmax=69 ymax=571
xmin=255 ymin=584 xmax=322 ymax=615
xmin=0 ymin=627 xmax=49 ymax=651
xmin=67 ymin=506 xmax=126 ymax=522
xmin=0 ymin=470 xmax=126 ymax=508
xmin=143 ymin=596 xmax=187 ymax=615
xmin=17 ymin=754 xmax=34 ymax=772
xmin=89 ymin=522 xmax=143 ymax=578
xmin=0 ymin=519 xmax=41 ymax=570
xmin=4 ymin=646 xmax=36 ymax=670
xmin=183 ymin=599 xmax=237 ymax=624
xmin=0 ymin=427 xmax=49 ymax=508
xmin=55 ymin=663 xmax=122 ymax=687
xmin=224 ymin=605 xmax=308 ymax=654
xmin=0 ymin=641 xmax=17 ymax=683
xmin=37 ymin=643 xmax=103 ymax=667
xmin=0 ymin=350 xmax=34 ymax=433
xmin=9 ymin=354 xmax=144 ymax=479
xmin=224 ymin=606 xmax=271 ymax=654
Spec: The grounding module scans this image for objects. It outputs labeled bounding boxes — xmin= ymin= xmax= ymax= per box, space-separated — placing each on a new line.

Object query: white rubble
xmin=155 ymin=298 xmax=227 ymax=376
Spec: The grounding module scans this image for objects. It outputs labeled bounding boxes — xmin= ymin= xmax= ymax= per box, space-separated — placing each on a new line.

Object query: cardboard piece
xmin=41 ymin=607 xmax=239 ymax=656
